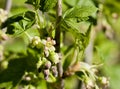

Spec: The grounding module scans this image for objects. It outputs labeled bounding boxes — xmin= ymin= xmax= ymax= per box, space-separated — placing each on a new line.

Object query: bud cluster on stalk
xmin=40 ymin=58 xmax=58 ymax=80
xmin=31 ymin=36 xmax=59 ymax=80
xmin=66 ymin=62 xmax=109 ymax=89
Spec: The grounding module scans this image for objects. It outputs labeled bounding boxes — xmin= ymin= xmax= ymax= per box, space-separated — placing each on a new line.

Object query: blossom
xmin=42 ymin=37 xmax=56 ymax=57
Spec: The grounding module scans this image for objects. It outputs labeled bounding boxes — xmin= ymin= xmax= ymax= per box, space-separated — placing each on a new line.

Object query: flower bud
xmin=51 ymin=66 xmax=58 ymax=77
xmin=86 ymin=78 xmax=94 ymax=89
xmin=41 ymin=39 xmax=47 ymax=45
xmin=43 ymin=69 xmax=50 ymax=80
xmin=44 ymin=47 xmax=49 ymax=57
xmin=0 ymin=9 xmax=8 ymax=23
xmin=101 ymin=77 xmax=109 ymax=86
xmin=44 ymin=61 xmax=51 ymax=69
xmin=31 ymin=36 xmax=41 ymax=48
xmin=48 ymin=51 xmax=59 ymax=64
xmin=36 ymin=42 xmax=44 ymax=49
xmin=49 ymin=46 xmax=55 ymax=52
xmin=45 ymin=37 xmax=56 ymax=47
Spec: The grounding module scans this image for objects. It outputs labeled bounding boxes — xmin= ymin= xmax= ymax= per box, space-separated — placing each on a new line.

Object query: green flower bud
xmin=36 ymin=41 xmax=44 ymax=49
xmin=48 ymin=51 xmax=59 ymax=64
xmin=31 ymin=36 xmax=41 ymax=48
xmin=85 ymin=78 xmax=94 ymax=89
xmin=49 ymin=46 xmax=55 ymax=52
xmin=37 ymin=57 xmax=43 ymax=69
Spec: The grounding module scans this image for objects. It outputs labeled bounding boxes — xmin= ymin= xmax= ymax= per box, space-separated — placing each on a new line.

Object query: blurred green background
xmin=1 ymin=0 xmax=120 ymax=89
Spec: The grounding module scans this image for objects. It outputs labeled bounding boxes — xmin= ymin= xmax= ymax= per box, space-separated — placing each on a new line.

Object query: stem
xmin=55 ymin=0 xmax=62 ymax=51
xmin=4 ymin=0 xmax=12 ymax=13
xmin=55 ymin=0 xmax=64 ymax=89
xmin=35 ymin=10 xmax=42 ymax=28
xmin=24 ymin=31 xmax=32 ymax=40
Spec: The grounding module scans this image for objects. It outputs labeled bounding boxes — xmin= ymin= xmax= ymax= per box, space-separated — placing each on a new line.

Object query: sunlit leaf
xmin=1 ymin=11 xmax=35 ymax=35
xmin=1 ymin=14 xmax=23 ymax=28
xmin=39 ymin=0 xmax=57 ymax=12
xmin=25 ymin=0 xmax=40 ymax=9
xmin=63 ymin=0 xmax=97 ymax=19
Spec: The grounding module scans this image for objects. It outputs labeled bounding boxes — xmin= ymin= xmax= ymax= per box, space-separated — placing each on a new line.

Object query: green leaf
xmin=25 ymin=0 xmax=33 ymax=4
xmin=1 ymin=11 xmax=35 ymax=28
xmin=75 ymin=24 xmax=92 ymax=49
xmin=8 ymin=23 xmax=24 ymax=35
xmin=39 ymin=0 xmax=57 ymax=12
xmin=64 ymin=0 xmax=79 ymax=7
xmin=25 ymin=0 xmax=34 ymax=5
xmin=18 ymin=20 xmax=24 ymax=29
xmin=62 ymin=0 xmax=94 ymax=49
xmin=1 ymin=11 xmax=36 ymax=35
xmin=75 ymin=71 xmax=84 ymax=80
xmin=64 ymin=19 xmax=80 ymax=33
xmin=6 ymin=25 xmax=15 ymax=34
xmin=63 ymin=46 xmax=74 ymax=71
xmin=25 ymin=20 xmax=35 ymax=29
xmin=63 ymin=0 xmax=97 ymax=19
xmin=0 ymin=82 xmax=12 ymax=89
xmin=23 ymin=11 xmax=35 ymax=21
xmin=82 ymin=24 xmax=92 ymax=48
xmin=4 ymin=38 xmax=27 ymax=54
xmin=0 ymin=57 xmax=26 ymax=87
xmin=1 ymin=14 xmax=23 ymax=28
xmin=25 ymin=0 xmax=40 ymax=9
xmin=104 ymin=0 xmax=120 ymax=14
xmin=61 ymin=19 xmax=85 ymax=39
xmin=0 ymin=49 xmax=39 ymax=88
xmin=23 ymin=11 xmax=36 ymax=29
xmin=61 ymin=19 xmax=92 ymax=50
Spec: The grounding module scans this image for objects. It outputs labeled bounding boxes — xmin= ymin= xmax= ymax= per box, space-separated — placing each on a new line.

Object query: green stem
xmin=24 ymin=31 xmax=32 ymax=40
xmin=35 ymin=9 xmax=42 ymax=29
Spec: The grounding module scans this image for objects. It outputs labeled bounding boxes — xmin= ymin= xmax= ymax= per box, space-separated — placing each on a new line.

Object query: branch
xmin=4 ymin=0 xmax=12 ymax=13
xmin=55 ymin=0 xmax=62 ymax=52
xmin=55 ymin=0 xmax=64 ymax=89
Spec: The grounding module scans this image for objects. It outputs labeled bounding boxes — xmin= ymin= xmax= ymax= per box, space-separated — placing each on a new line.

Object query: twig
xmin=55 ymin=0 xmax=64 ymax=89
xmin=55 ymin=0 xmax=62 ymax=52
xmin=4 ymin=0 xmax=12 ymax=13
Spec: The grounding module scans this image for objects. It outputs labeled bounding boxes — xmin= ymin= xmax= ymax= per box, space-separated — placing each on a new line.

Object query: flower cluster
xmin=64 ymin=62 xmax=109 ymax=89
xmin=31 ymin=36 xmax=60 ymax=80
xmin=79 ymin=62 xmax=109 ymax=89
